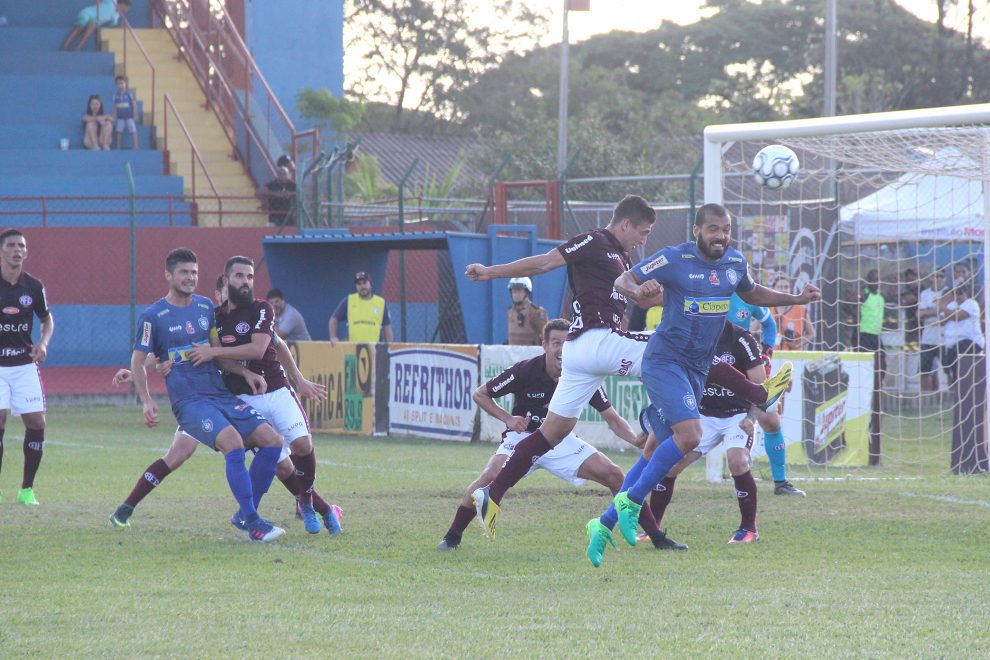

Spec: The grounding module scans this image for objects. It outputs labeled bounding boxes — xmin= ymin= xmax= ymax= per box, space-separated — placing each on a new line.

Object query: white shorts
xmin=695 ymin=413 xmax=754 ymax=456
xmin=238 ymin=387 xmax=309 ymax=449
xmin=0 ymin=363 xmax=46 ymax=415
xmin=547 ymin=328 xmax=649 ymax=419
xmin=496 ymin=430 xmax=598 ymax=487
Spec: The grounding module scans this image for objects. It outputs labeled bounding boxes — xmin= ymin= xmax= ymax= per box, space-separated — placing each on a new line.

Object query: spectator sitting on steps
xmin=81 ymin=94 xmax=113 ymax=151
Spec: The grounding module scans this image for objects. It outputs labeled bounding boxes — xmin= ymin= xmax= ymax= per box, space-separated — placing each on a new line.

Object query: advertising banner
xmin=290 ymin=341 xmax=376 ymax=435
xmin=388 ymin=343 xmax=480 ymax=441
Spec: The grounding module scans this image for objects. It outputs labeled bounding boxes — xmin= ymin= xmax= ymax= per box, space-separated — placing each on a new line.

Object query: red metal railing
xmin=120 ymin=16 xmax=156 ymax=127
xmin=162 ymin=93 xmax=219 ymax=202
xmin=152 ymin=0 xmax=319 ymax=183
xmin=0 ymin=195 xmax=270 ymax=227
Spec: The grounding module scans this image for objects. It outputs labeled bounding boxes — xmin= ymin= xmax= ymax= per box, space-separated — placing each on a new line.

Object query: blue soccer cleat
xmin=728 ymin=527 xmax=759 ymax=544
xmin=323 ymin=504 xmax=343 ymax=535
xmin=300 ymin=502 xmax=321 ymax=534
xmin=246 ymin=516 xmax=285 ymax=543
xmin=230 ymin=511 xmax=247 ymax=531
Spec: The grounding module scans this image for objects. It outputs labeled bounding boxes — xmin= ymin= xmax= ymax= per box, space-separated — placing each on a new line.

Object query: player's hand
xmin=631 ymin=430 xmax=648 ymax=449
xmin=329 ymin=336 xmax=339 ymax=346
xmin=142 ymin=400 xmax=159 ymax=428
xmin=187 ymin=345 xmax=215 ymax=366
xmin=295 ymin=377 xmax=327 ymax=401
xmin=465 ymin=263 xmax=492 ymax=281
xmin=796 ymin=283 xmax=822 ymax=304
xmin=154 ymin=358 xmax=174 ymax=377
xmin=505 ymin=415 xmax=528 ymax=432
xmin=638 ymin=279 xmax=662 ymax=300
xmin=739 ymin=417 xmax=755 ymax=438
xmin=246 ymin=372 xmax=268 ymax=395
xmin=30 ymin=343 xmax=48 ymax=363
xmin=112 ymin=369 xmax=132 ymax=386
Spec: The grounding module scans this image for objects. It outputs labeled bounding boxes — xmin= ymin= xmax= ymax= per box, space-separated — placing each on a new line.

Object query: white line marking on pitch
xmin=900 ymin=492 xmax=990 ymax=508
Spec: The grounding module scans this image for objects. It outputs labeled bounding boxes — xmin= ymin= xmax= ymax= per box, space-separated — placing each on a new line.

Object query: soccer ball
xmin=752 ymin=144 xmax=799 ymax=190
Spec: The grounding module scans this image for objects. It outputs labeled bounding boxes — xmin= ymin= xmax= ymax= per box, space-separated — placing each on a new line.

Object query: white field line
xmin=899 ymin=492 xmax=990 ymax=508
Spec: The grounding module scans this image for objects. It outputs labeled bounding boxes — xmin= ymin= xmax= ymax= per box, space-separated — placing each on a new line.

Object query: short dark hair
xmin=694 ymin=203 xmax=730 ymax=226
xmin=266 ymin=288 xmax=284 ymax=300
xmin=276 ymin=155 xmax=293 ymax=168
xmin=542 ymin=318 xmax=570 ymax=343
xmin=611 ymin=195 xmax=656 ymax=227
xmin=224 ymin=255 xmax=254 ymax=277
xmin=0 ymin=229 xmax=24 ymax=246
xmin=215 ymin=275 xmax=225 ymax=293
xmin=115 ymin=75 xmax=127 ymax=84
xmin=165 ymin=247 xmax=197 ymax=272
xmin=118 ymin=0 xmax=132 ymax=6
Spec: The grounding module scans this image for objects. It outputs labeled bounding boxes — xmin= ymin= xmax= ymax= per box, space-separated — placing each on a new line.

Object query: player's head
xmin=214 ymin=274 xmax=226 ymax=305
xmin=266 ymin=288 xmax=285 ymax=314
xmin=865 ymin=269 xmax=879 ymax=290
xmin=607 ymin=195 xmax=655 ymax=251
xmin=115 ymin=75 xmax=128 ymax=91
xmin=164 ymin=247 xmax=198 ymax=296
xmin=117 ymin=0 xmax=131 ymax=13
xmin=693 ymin=203 xmax=731 ymax=260
xmin=541 ymin=318 xmax=570 ymax=372
xmin=355 ymin=271 xmax=372 ymax=298
xmin=0 ymin=229 xmax=26 ymax=268
xmin=224 ymin=256 xmax=255 ymax=306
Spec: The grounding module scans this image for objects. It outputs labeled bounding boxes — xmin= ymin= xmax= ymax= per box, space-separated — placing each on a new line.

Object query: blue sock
xmin=627 ymin=437 xmax=684 ymax=504
xmin=224 ymin=448 xmax=257 ymax=521
xmin=599 ymin=455 xmax=650 ymax=529
xmin=249 ymin=446 xmax=282 ymax=509
xmin=764 ymin=430 xmax=787 ymax=482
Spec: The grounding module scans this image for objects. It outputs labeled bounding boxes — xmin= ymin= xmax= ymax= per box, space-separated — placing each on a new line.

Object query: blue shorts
xmin=641 ymin=357 xmax=707 ymax=429
xmin=638 ymin=404 xmax=672 ymax=441
xmin=76 ymin=4 xmax=119 ymax=27
xmin=173 ymin=394 xmax=267 ymax=450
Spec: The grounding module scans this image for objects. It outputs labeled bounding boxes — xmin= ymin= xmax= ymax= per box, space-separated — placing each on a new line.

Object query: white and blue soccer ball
xmin=752 ymin=144 xmax=799 ymax=190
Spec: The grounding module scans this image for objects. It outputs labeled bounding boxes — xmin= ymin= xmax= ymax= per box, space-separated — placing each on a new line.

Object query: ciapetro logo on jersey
xmin=683 ymin=297 xmax=730 ymax=317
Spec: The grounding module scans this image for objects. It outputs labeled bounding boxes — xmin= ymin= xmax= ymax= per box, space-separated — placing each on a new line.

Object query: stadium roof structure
xmin=350 ymin=132 xmax=486 ymax=195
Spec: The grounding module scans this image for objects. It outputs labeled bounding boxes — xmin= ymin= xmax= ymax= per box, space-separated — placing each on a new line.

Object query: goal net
xmin=704 ymin=105 xmax=990 ymax=477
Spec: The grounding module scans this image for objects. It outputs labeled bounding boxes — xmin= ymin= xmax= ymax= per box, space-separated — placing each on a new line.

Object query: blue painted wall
xmin=244 ymin=0 xmax=345 ymax=131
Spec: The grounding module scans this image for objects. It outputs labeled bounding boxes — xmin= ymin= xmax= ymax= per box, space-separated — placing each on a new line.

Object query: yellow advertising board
xmin=290 ymin=341 xmax=375 ymax=435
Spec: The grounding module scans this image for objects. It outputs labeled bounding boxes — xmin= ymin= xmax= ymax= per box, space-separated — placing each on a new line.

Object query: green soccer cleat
xmin=760 ymin=361 xmax=793 ymax=411
xmin=109 ymin=503 xmax=134 ymax=528
xmin=614 ymin=492 xmax=642 ymax=546
xmin=586 ymin=519 xmax=616 ymax=568
xmin=17 ymin=487 xmax=39 ymax=506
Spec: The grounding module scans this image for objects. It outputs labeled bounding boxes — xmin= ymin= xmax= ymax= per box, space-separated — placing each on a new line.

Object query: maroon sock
xmin=21 ymin=428 xmax=45 ymax=489
xmin=311 ymin=490 xmax=330 ymax=516
xmin=0 ymin=428 xmax=5 ymax=477
xmin=648 ymin=476 xmax=677 ymax=528
xmin=279 ymin=471 xmax=303 ymax=497
xmin=488 ymin=430 xmax=553 ymax=504
xmin=447 ymin=504 xmax=477 ymax=537
xmin=124 ymin=458 xmax=172 ymax=507
xmin=290 ymin=450 xmax=316 ymax=506
xmin=732 ymin=470 xmax=758 ymax=531
xmin=709 ymin=361 xmax=767 ymax=405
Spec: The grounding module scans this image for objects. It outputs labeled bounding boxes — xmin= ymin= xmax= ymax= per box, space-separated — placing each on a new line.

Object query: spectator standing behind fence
xmin=506 ymin=277 xmax=548 ymax=346
xmin=771 ymin=273 xmax=814 ymax=350
xmin=899 ymin=267 xmax=920 ymax=350
xmin=917 ymin=270 xmax=948 ymax=391
xmin=938 ymin=284 xmax=985 ymax=383
xmin=329 ymin=272 xmax=393 ymax=344
xmin=266 ymin=288 xmax=311 ymax=342
xmin=262 ymin=167 xmax=296 ymax=227
xmin=81 ymin=95 xmax=112 ymax=151
xmin=111 ymin=75 xmax=138 ymax=150
xmin=276 ymin=155 xmax=296 ymax=180
xmin=62 ymin=0 xmax=130 ymax=51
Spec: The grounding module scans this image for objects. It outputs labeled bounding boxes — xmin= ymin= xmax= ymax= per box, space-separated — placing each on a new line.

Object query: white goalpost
xmin=701 ymin=104 xmax=990 ymax=480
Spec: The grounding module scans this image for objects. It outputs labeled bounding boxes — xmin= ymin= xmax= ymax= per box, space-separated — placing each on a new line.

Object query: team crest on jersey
xmin=2 ymin=306 xmax=19 ymax=315
xmin=683 ymin=394 xmax=697 ymax=410
xmin=709 ymin=270 xmax=720 ymax=285
xmin=734 ymin=309 xmax=750 ymax=322
xmin=201 ymin=419 xmax=214 ymax=432
xmin=185 ymin=321 xmax=195 ymax=334
xmin=198 ymin=316 xmax=209 ymax=330
xmin=18 ymin=295 xmax=31 ymax=306
xmin=641 ymin=254 xmax=668 ymax=274
xmin=727 ymin=269 xmax=738 ymax=285
xmin=235 ymin=322 xmax=250 ymax=334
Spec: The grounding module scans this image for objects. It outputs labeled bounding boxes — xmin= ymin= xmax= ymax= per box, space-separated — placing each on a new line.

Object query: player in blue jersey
xmin=726 ymin=294 xmax=805 ymax=496
xmin=585 ymin=203 xmax=819 ymax=566
xmin=130 ymin=247 xmax=286 ymax=543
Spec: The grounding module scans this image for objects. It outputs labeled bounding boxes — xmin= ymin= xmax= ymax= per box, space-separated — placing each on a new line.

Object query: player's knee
xmin=759 ymin=413 xmax=780 ymax=433
xmin=289 ymin=435 xmax=313 ymax=455
xmin=21 ymin=412 xmax=45 ymax=430
xmin=603 ymin=464 xmax=624 ymax=494
xmin=252 ymin=424 xmax=282 ymax=448
xmin=276 ymin=459 xmax=295 ymax=481
xmin=727 ymin=450 xmax=750 ymax=475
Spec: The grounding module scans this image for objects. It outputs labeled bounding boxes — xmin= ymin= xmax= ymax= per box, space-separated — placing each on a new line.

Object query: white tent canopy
xmin=839 ymin=171 xmax=985 ymax=243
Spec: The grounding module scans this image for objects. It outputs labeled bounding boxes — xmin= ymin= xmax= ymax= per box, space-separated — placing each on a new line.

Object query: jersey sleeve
xmin=734 ymin=330 xmax=764 ymax=372
xmin=556 ymin=231 xmax=597 ymax=265
xmin=133 ymin=310 xmax=156 ymax=353
xmin=252 ymin=302 xmax=277 ymax=337
xmin=631 ymin=247 xmax=675 ymax=284
xmin=485 ymin=363 xmax=519 ymax=398
xmin=753 ymin=305 xmax=777 ymax=348
xmin=734 ymin=264 xmax=756 ymax=293
xmin=588 ymin=386 xmax=611 ymax=412
xmin=32 ymin=280 xmax=50 ymax=320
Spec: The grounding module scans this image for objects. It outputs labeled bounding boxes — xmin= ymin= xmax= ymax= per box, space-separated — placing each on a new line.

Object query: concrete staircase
xmin=102 ymin=28 xmax=264 ymax=226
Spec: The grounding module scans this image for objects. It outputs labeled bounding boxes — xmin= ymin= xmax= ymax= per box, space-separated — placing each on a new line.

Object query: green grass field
xmin=1 ymin=406 xmax=988 ymax=657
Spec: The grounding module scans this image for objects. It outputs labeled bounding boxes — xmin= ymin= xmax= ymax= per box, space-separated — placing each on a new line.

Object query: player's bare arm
xmin=273 ymin=336 xmax=327 ymax=400
xmin=472 ymin=384 xmax=528 ymax=432
xmin=130 ymin=349 xmax=159 ymax=428
xmin=187 ymin=332 xmax=270 ymax=365
xmin=113 ymin=354 xmax=165 ymax=386
xmin=600 ymin=407 xmax=643 ymax=448
xmin=614 ymin=270 xmax=661 ymax=305
xmin=738 ymin=282 xmax=821 ymax=307
xmin=31 ymin=314 xmax=54 ymax=362
xmin=465 ymin=248 xmax=566 ymax=282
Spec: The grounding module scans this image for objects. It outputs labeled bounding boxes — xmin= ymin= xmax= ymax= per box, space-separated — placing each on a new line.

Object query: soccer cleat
xmin=323 ymin=505 xmax=342 ymax=535
xmin=246 ymin=516 xmax=285 ymax=543
xmin=613 ymin=492 xmax=643 ymax=546
xmin=436 ymin=538 xmax=460 ymax=552
xmin=636 ymin=530 xmax=650 ymax=544
xmin=728 ymin=528 xmax=759 ymax=544
xmin=586 ymin=518 xmax=616 ymax=568
xmin=472 ymin=486 xmax=500 ymax=542
xmin=760 ymin=361 xmax=793 ymax=411
xmin=300 ymin=503 xmax=321 ymax=534
xmin=17 ymin=487 xmax=39 ymax=506
xmin=774 ymin=481 xmax=806 ymax=497
xmin=651 ymin=528 xmax=689 ymax=551
xmin=109 ymin=503 xmax=134 ymax=528
xmin=230 ymin=512 xmax=247 ymax=531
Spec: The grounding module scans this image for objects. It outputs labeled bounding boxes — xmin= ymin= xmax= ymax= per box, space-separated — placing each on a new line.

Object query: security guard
xmin=329 ymin=271 xmax=394 ymax=344
xmin=507 ymin=277 xmax=548 ymax=346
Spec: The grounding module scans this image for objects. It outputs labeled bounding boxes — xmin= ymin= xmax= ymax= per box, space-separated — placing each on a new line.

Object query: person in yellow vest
xmin=507 ymin=277 xmax=548 ymax=345
xmin=328 ymin=271 xmax=393 ymax=344
xmin=858 ymin=268 xmax=886 ymax=377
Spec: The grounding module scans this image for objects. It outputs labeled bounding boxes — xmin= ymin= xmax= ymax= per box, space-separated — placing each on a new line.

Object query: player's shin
xmin=21 ymin=428 xmax=44 ymax=489
xmin=649 ymin=476 xmax=677 ymax=528
xmin=487 ymin=430 xmax=552 ymax=504
xmin=225 ymin=448 xmax=258 ymax=522
xmin=444 ymin=505 xmax=477 ymax=545
xmin=627 ymin=437 xmax=684 ymax=504
xmin=733 ymin=470 xmax=758 ymax=531
xmin=290 ymin=450 xmax=316 ymax=506
xmin=597 ymin=454 xmax=650 ymax=529
xmin=249 ymin=446 xmax=282 ymax=509
xmin=124 ymin=458 xmax=172 ymax=508
xmin=763 ymin=430 xmax=787 ymax=482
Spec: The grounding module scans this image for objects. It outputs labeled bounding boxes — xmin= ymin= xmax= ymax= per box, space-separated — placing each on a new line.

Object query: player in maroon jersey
xmin=0 ymin=229 xmax=54 ymax=506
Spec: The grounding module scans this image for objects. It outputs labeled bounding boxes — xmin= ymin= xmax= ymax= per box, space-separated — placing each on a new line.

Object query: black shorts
xmin=920 ymin=344 xmax=940 ymax=372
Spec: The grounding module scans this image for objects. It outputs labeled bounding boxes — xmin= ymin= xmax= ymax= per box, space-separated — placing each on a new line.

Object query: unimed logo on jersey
xmin=563 ymin=234 xmax=593 ymax=254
